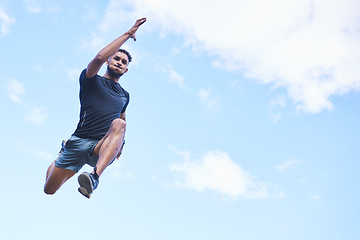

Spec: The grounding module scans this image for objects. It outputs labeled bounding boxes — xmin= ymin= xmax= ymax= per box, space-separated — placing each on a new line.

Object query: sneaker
xmin=78 ymin=172 xmax=99 ymax=198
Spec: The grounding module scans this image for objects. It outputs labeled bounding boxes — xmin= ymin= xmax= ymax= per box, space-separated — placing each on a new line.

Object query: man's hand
xmin=127 ymin=18 xmax=147 ymax=41
xmin=116 ymin=141 xmax=125 ymax=159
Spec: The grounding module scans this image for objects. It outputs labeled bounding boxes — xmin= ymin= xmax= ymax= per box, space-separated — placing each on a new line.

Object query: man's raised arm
xmin=85 ymin=18 xmax=146 ymax=79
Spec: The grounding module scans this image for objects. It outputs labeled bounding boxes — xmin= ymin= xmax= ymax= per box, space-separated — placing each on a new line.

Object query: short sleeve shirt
xmin=73 ymin=69 xmax=129 ymax=140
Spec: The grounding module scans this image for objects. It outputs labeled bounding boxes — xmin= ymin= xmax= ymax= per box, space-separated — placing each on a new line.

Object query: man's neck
xmin=103 ymin=73 xmax=120 ymax=83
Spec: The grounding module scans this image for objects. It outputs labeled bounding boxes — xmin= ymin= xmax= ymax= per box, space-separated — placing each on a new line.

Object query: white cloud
xmin=198 ymin=89 xmax=210 ymax=101
xmin=33 ymin=64 xmax=43 ymax=72
xmin=276 ymin=159 xmax=302 ymax=172
xmin=170 ymin=149 xmax=284 ymax=200
xmin=25 ymin=107 xmax=48 ymax=125
xmin=15 ymin=142 xmax=55 ymax=161
xmin=23 ymin=0 xmax=43 ymax=14
xmin=268 ymin=95 xmax=287 ymax=123
xmin=110 ymin=171 xmax=135 ymax=179
xmin=81 ymin=33 xmax=105 ymax=54
xmin=270 ymin=113 xmax=282 ymax=124
xmin=81 ymin=7 xmax=98 ymax=22
xmin=108 ymin=160 xmax=135 ymax=179
xmin=30 ymin=149 xmax=54 ymax=161
xmin=67 ymin=68 xmax=81 ymax=81
xmin=5 ymin=78 xmax=48 ymax=125
xmin=123 ymin=0 xmax=360 ymax=113
xmin=0 ymin=8 xmax=15 ymax=35
xmin=198 ymin=88 xmax=220 ymax=111
xmin=97 ymin=0 xmax=140 ymax=34
xmin=22 ymin=0 xmax=62 ymax=14
xmin=167 ymin=145 xmax=191 ymax=161
xmin=163 ymin=68 xmax=186 ymax=89
xmin=6 ymin=79 xmax=25 ymax=103
xmin=309 ymin=193 xmax=322 ymax=201
xmin=269 ymin=95 xmax=287 ymax=109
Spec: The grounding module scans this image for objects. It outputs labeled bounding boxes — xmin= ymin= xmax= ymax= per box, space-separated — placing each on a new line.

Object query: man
xmin=44 ymin=17 xmax=147 ymax=198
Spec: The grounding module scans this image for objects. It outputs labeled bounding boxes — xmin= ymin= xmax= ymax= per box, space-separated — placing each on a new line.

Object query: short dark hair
xmin=118 ymin=49 xmax=132 ymax=63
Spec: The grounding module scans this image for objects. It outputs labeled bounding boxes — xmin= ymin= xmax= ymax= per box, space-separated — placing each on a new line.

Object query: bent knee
xmin=111 ymin=118 xmax=126 ymax=132
xmin=44 ymin=186 xmax=56 ymax=195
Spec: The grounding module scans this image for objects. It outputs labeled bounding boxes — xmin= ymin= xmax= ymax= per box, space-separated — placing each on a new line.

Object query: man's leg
xmin=44 ymin=158 xmax=76 ymax=195
xmin=93 ymin=118 xmax=126 ymax=177
xmin=78 ymin=118 xmax=126 ymax=198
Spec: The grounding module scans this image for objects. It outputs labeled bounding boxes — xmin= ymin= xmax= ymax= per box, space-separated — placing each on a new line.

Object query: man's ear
xmin=106 ymin=59 xmax=109 ymax=65
xmin=124 ymin=68 xmax=128 ymax=74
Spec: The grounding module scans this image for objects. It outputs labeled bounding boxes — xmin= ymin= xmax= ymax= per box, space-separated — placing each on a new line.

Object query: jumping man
xmin=44 ymin=17 xmax=147 ymax=198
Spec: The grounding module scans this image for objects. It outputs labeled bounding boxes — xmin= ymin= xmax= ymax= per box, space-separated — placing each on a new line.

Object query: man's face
xmin=107 ymin=51 xmax=129 ymax=78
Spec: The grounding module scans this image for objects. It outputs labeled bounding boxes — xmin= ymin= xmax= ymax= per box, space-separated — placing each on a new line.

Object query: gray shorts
xmin=55 ymin=135 xmax=115 ymax=172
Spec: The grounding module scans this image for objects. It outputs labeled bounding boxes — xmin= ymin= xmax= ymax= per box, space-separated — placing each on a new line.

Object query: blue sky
xmin=1 ymin=0 xmax=360 ymax=239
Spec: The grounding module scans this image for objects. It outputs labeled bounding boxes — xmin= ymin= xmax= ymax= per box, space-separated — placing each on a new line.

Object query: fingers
xmin=136 ymin=17 xmax=147 ymax=26
xmin=128 ymin=17 xmax=146 ymax=41
xmin=116 ymin=149 xmax=122 ymax=159
xmin=134 ymin=17 xmax=146 ymax=29
xmin=131 ymin=18 xmax=146 ymax=41
xmin=116 ymin=142 xmax=125 ymax=159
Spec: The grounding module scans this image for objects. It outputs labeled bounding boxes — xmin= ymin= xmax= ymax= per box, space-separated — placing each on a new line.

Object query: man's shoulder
xmin=81 ymin=69 xmax=102 ymax=79
xmin=120 ymin=85 xmax=130 ymax=99
xmin=79 ymin=68 xmax=104 ymax=85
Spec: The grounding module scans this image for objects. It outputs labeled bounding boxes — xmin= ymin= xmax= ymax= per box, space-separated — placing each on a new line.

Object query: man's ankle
xmin=91 ymin=167 xmax=100 ymax=180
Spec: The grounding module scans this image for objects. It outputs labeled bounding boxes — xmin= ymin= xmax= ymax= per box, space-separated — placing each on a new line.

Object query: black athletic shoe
xmin=78 ymin=172 xmax=99 ymax=198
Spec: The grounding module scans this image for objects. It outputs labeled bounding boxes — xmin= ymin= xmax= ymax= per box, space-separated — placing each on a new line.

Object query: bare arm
xmin=86 ymin=18 xmax=147 ymax=79
xmin=116 ymin=112 xmax=127 ymax=159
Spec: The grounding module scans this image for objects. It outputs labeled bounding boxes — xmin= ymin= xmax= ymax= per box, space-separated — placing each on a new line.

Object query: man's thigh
xmin=44 ymin=165 xmax=76 ymax=194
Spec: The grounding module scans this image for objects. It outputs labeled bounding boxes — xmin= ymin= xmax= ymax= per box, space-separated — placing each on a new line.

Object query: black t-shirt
xmin=73 ymin=69 xmax=129 ymax=140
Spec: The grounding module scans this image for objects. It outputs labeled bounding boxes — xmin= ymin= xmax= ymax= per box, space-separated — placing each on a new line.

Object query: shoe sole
xmin=78 ymin=187 xmax=91 ymax=198
xmin=78 ymin=173 xmax=93 ymax=198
